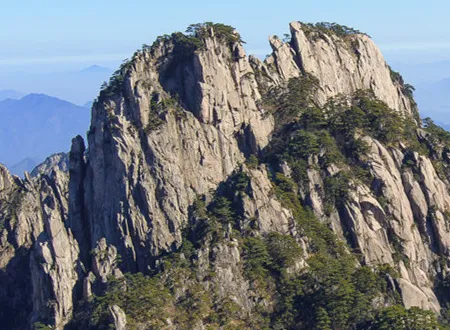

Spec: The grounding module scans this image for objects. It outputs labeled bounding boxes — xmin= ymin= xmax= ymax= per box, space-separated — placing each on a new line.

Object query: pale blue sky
xmin=1 ymin=0 xmax=450 ymax=69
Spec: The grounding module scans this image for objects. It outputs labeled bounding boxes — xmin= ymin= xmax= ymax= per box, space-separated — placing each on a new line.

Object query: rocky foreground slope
xmin=1 ymin=22 xmax=450 ymax=329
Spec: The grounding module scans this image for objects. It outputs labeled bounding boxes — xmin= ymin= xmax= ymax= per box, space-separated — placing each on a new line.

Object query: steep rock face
xmin=342 ymin=184 xmax=393 ymax=265
xmin=82 ymin=31 xmax=273 ymax=272
xmin=197 ymin=240 xmax=252 ymax=313
xmin=293 ymin=136 xmax=450 ymax=312
xmin=108 ymin=305 xmax=127 ymax=330
xmin=0 ymin=164 xmax=14 ymax=191
xmin=293 ymin=128 xmax=450 ymax=313
xmin=242 ymin=165 xmax=296 ymax=235
xmin=80 ymin=21 xmax=416 ymax=273
xmin=0 ymin=165 xmax=81 ymax=329
xmin=31 ymin=152 xmax=69 ymax=178
xmin=258 ymin=22 xmax=417 ymax=119
xmin=30 ymin=171 xmax=81 ymax=328
xmin=352 ymin=138 xmax=440 ymax=311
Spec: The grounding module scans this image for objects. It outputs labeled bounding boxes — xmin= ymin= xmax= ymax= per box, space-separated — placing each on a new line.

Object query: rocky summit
xmin=1 ymin=22 xmax=450 ymax=329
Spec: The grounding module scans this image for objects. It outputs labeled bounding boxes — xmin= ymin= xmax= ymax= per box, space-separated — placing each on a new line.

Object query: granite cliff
xmin=0 ymin=22 xmax=449 ymax=329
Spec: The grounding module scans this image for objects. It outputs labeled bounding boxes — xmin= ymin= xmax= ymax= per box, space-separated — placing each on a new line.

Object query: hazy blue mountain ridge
xmin=0 ymin=93 xmax=90 ymax=174
xmin=415 ymin=78 xmax=450 ymax=125
xmin=0 ymin=65 xmax=113 ymax=105
xmin=0 ymin=89 xmax=23 ymax=101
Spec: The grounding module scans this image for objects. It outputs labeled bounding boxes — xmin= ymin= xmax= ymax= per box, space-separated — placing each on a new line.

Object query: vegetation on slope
xmin=259 ymin=73 xmax=450 ymax=329
xmin=296 ymin=21 xmax=370 ymax=57
xmin=69 ymin=21 xmax=450 ymax=329
xmin=94 ymin=22 xmax=242 ymax=112
xmin=301 ymin=22 xmax=369 ymax=39
xmin=69 ymin=77 xmax=450 ymax=330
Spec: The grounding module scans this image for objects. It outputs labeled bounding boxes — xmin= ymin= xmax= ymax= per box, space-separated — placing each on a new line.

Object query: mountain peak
xmin=80 ymin=64 xmax=111 ymax=73
xmin=0 ymin=89 xmax=23 ymax=101
xmin=21 ymin=93 xmax=56 ymax=100
xmin=8 ymin=157 xmax=39 ymax=177
xmin=0 ymin=93 xmax=90 ymax=167
xmin=18 ymin=93 xmax=81 ymax=107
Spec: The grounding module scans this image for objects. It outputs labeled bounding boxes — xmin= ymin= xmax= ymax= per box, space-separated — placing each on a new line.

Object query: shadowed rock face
xmin=0 ymin=22 xmax=447 ymax=329
xmin=83 ymin=31 xmax=275 ymax=273
xmin=0 ymin=164 xmax=79 ymax=329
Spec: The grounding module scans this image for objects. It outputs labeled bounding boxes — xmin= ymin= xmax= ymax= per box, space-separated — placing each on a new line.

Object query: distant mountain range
xmin=8 ymin=157 xmax=39 ymax=176
xmin=0 ymin=89 xmax=23 ymax=101
xmin=439 ymin=122 xmax=450 ymax=131
xmin=0 ymin=64 xmax=109 ymax=176
xmin=414 ymin=78 xmax=450 ymax=125
xmin=0 ymin=64 xmax=113 ymax=105
xmin=80 ymin=64 xmax=111 ymax=73
xmin=83 ymin=100 xmax=94 ymax=109
xmin=0 ymin=93 xmax=90 ymax=175
xmin=391 ymin=60 xmax=450 ymax=85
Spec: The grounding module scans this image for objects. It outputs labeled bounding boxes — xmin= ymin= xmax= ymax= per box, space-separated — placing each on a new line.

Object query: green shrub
xmin=215 ymin=297 xmax=242 ymax=326
xmin=243 ymin=237 xmax=271 ymax=281
xmin=90 ymin=273 xmax=171 ymax=328
xmin=229 ymin=171 xmax=250 ymax=193
xmin=208 ymin=195 xmax=234 ymax=224
xmin=175 ymin=284 xmax=212 ymax=326
xmin=323 ymin=172 xmax=351 ymax=212
xmin=266 ymin=233 xmax=302 ymax=273
xmin=34 ymin=322 xmax=53 ymax=330
xmin=246 ymin=154 xmax=259 ymax=169
xmin=186 ymin=22 xmax=244 ymax=48
xmin=423 ymin=117 xmax=450 ymax=154
xmin=171 ymin=31 xmax=204 ymax=58
xmin=302 ymin=22 xmax=368 ymax=38
xmin=187 ymin=196 xmax=213 ymax=247
xmin=325 ymin=91 xmax=406 ymax=145
xmin=369 ymin=305 xmax=441 ymax=330
xmin=264 ymin=74 xmax=320 ymax=126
